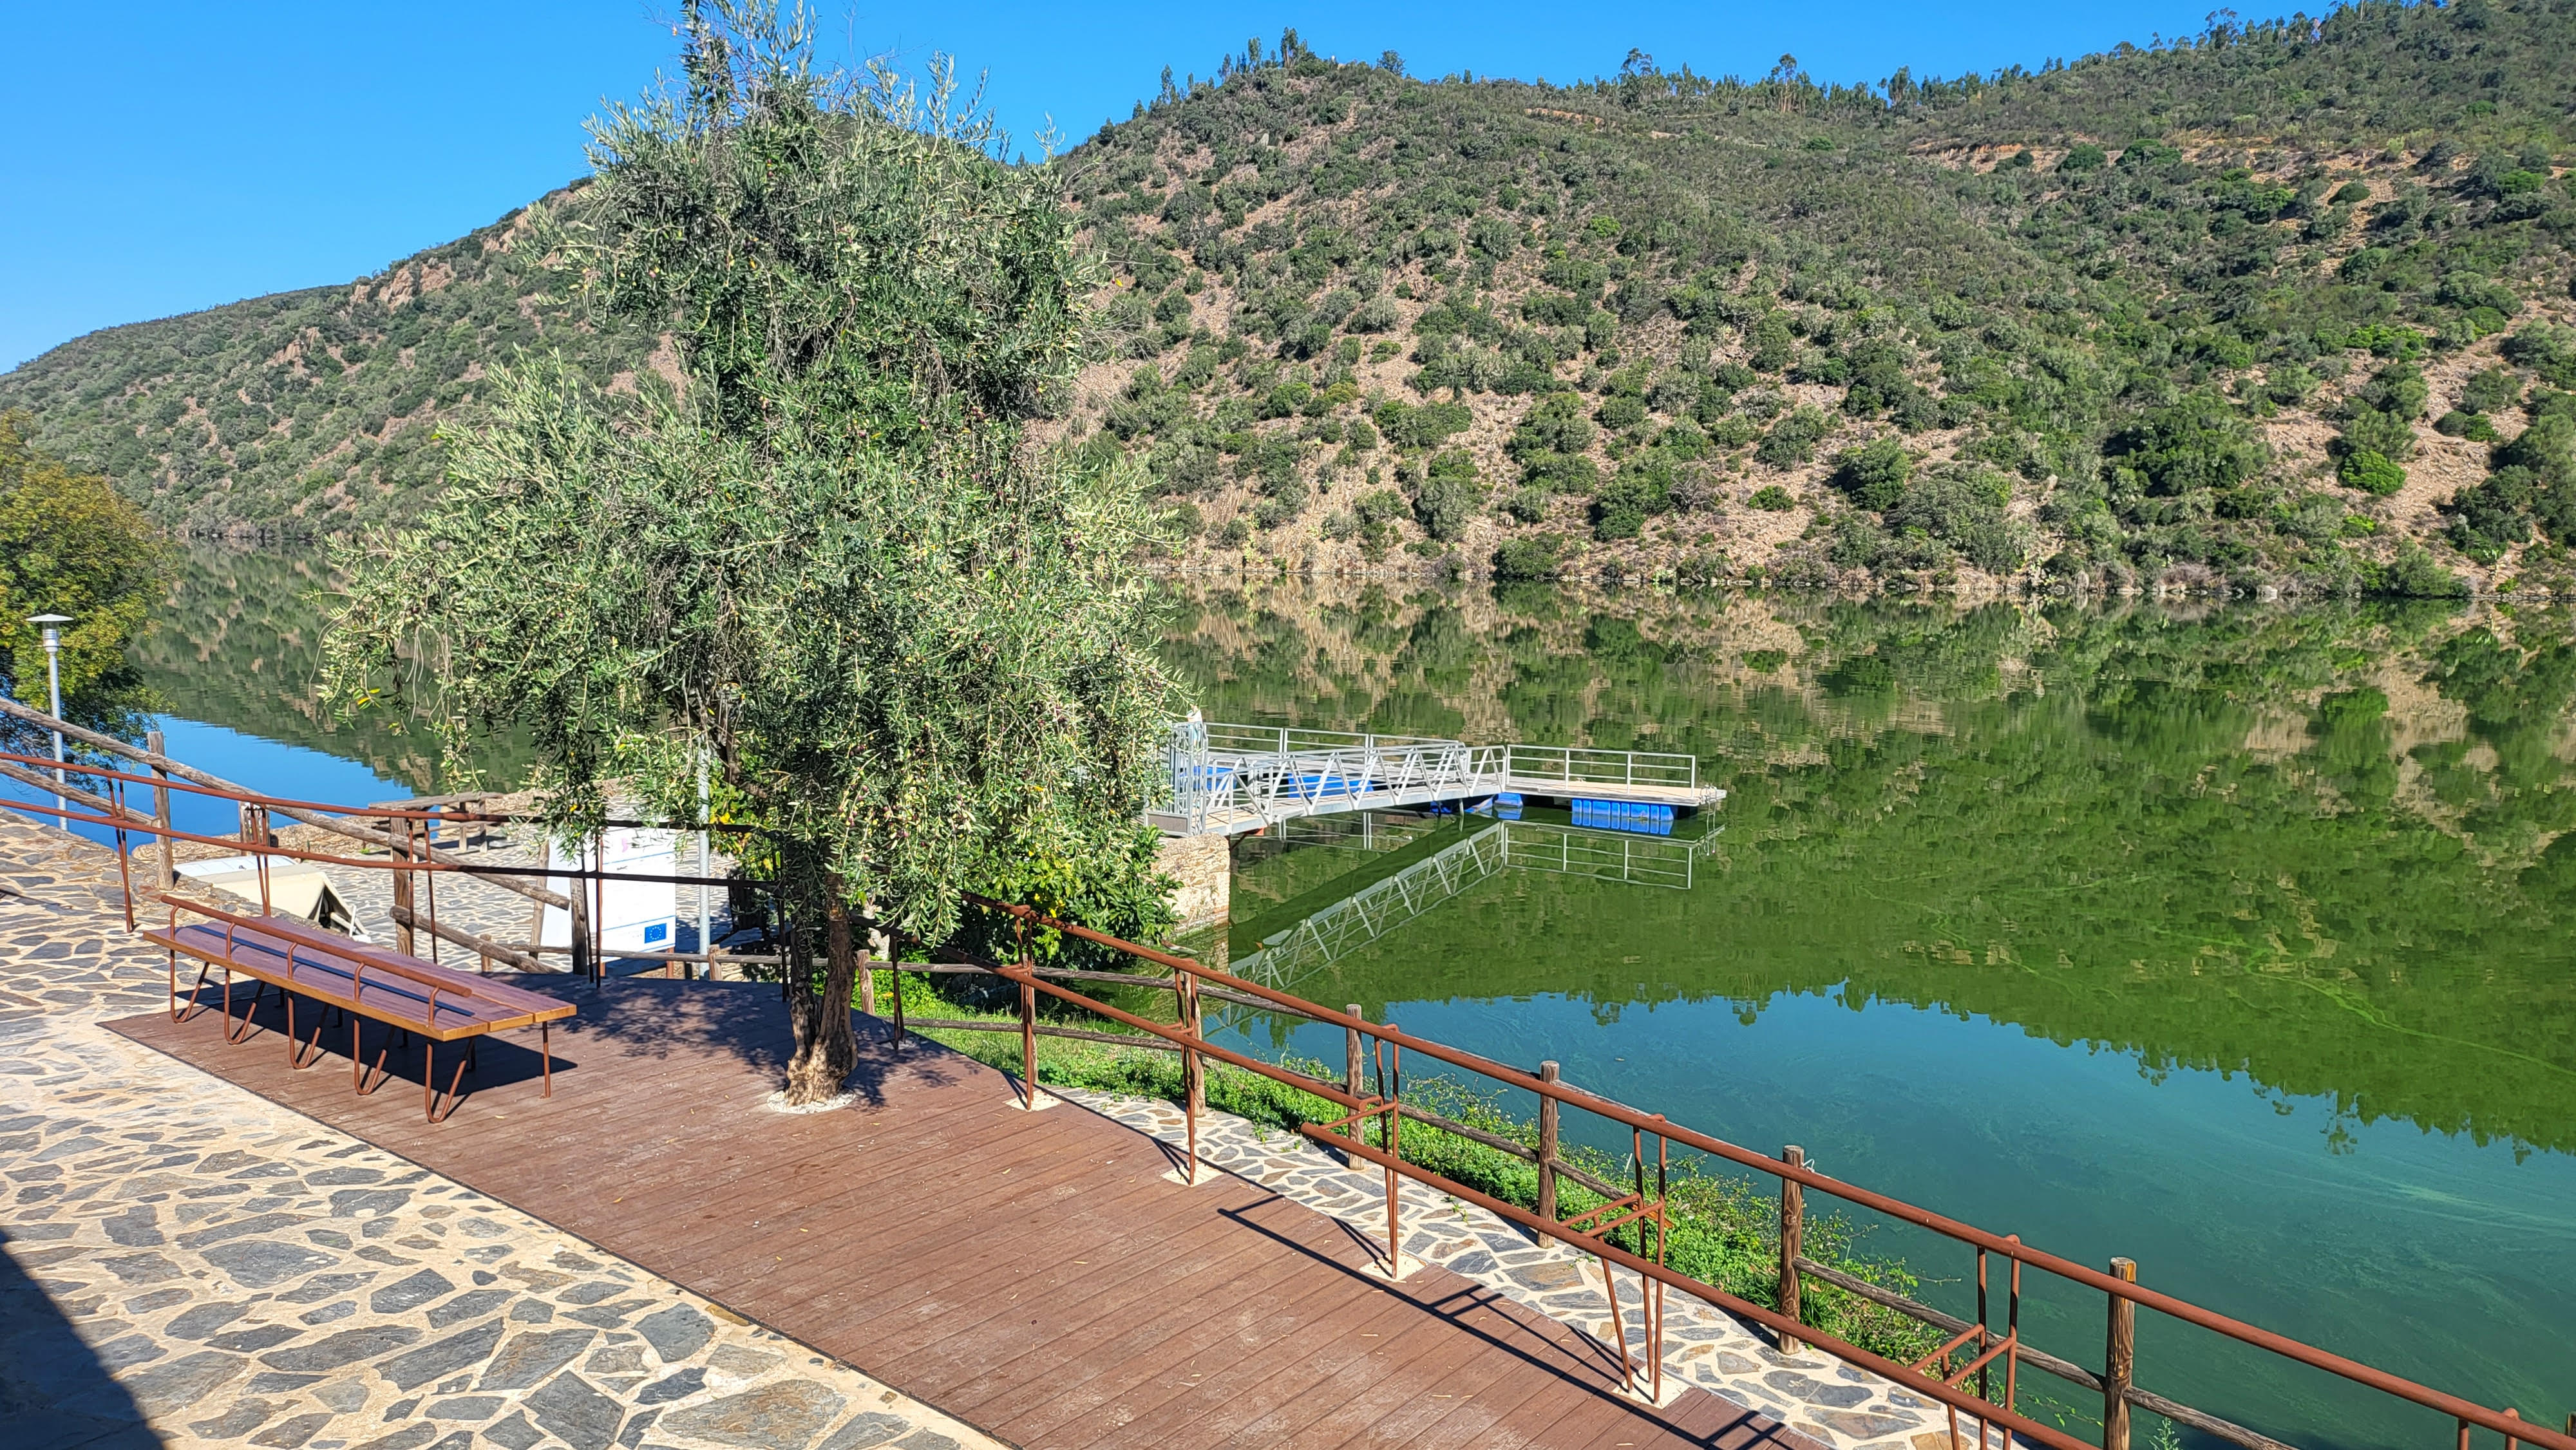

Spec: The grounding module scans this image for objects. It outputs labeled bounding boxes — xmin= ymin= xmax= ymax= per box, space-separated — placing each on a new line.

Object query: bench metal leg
xmin=286 ymin=995 xmax=328 ymax=1069
xmin=354 ymin=1018 xmax=395 ymax=1095
xmin=220 ymin=971 xmax=260 ymax=1045
xmin=540 ymin=1019 xmax=553 ymax=1097
xmin=424 ymin=1039 xmax=469 ymax=1124
xmin=172 ymin=957 xmax=216 ymax=1025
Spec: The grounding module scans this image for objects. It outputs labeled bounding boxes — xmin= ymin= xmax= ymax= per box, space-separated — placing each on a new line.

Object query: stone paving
xmin=0 ymin=820 xmax=996 ymax=1450
xmin=1051 ymin=1091 xmax=1959 ymax=1450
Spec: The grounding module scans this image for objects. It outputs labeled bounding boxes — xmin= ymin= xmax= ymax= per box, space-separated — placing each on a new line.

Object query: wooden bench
xmin=144 ymin=893 xmax=575 ymax=1122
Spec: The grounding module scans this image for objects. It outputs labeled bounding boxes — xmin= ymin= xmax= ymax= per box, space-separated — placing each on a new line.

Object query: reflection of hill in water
xmin=128 ymin=545 xmax=535 ymax=793
xmin=1175 ymin=581 xmax=2576 ymax=1156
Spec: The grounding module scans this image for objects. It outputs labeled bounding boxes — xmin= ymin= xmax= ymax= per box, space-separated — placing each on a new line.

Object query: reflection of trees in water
xmin=1171 ymin=581 xmax=2576 ymax=1155
xmin=128 ymin=545 xmax=536 ymax=793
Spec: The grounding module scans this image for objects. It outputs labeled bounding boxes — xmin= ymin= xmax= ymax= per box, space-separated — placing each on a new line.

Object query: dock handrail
xmin=873 ymin=891 xmax=2573 ymax=1450
xmin=1506 ymin=742 xmax=1700 ymax=791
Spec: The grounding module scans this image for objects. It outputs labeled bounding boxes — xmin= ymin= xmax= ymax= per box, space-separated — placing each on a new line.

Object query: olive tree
xmin=323 ymin=1 xmax=1172 ymax=1104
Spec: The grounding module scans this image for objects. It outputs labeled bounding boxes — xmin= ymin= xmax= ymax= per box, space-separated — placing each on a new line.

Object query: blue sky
xmin=2 ymin=0 xmax=2226 ymax=373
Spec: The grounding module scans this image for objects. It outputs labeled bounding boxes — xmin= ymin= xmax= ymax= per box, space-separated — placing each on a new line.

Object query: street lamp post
xmin=26 ymin=615 xmax=71 ymax=821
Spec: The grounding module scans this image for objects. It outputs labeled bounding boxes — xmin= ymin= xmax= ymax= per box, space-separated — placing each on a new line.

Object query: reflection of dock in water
xmin=1229 ymin=813 xmax=1719 ymax=989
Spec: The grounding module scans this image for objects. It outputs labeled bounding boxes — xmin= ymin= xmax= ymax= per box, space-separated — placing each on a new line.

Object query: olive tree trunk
xmin=783 ymin=893 xmax=860 ymax=1104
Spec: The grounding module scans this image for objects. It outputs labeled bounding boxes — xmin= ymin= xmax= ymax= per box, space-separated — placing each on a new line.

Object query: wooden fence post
xmin=1179 ymin=967 xmax=1204 ymax=1183
xmin=568 ymin=872 xmax=591 ymax=980
xmin=146 ymin=730 xmax=173 ymax=890
xmin=1537 ymin=1060 xmax=1562 ymax=1224
xmin=2106 ymin=1256 xmax=2137 ymax=1450
xmin=1382 ymin=1026 xmax=1402 ymax=1275
xmin=392 ymin=818 xmax=416 ymax=957
xmin=1345 ymin=1003 xmax=1365 ymax=1106
xmin=1778 ymin=1145 xmax=1805 ymax=1353
xmin=1018 ymin=971 xmax=1038 ymax=1109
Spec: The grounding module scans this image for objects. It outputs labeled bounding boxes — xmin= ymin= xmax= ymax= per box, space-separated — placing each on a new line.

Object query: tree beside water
xmin=0 ymin=411 xmax=164 ymax=739
xmin=323 ymin=1 xmax=1173 ymax=1104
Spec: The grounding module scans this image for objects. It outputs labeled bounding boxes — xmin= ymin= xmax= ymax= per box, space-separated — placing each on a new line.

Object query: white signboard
xmin=540 ymin=826 xmax=678 ymax=956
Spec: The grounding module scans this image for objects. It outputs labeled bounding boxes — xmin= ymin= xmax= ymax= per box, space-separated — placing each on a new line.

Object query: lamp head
xmin=27 ymin=614 xmax=71 ymax=650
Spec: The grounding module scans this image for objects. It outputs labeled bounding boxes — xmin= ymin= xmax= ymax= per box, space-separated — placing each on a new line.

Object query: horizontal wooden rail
xmin=0 ymin=711 xmax=572 ymax=912
xmin=388 ymin=905 xmax=550 ymax=974
xmin=905 ymin=1018 xmax=1185 ymax=1052
xmin=0 ymin=758 xmax=152 ymax=824
xmin=497 ymin=943 xmax=788 ymax=967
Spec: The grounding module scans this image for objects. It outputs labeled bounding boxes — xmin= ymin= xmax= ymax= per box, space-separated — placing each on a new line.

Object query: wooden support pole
xmin=1180 ymin=967 xmax=1203 ymax=1182
xmin=146 ymin=730 xmax=174 ymax=890
xmin=1180 ymin=969 xmax=1205 ymax=1115
xmin=1019 ymin=970 xmax=1039 ymax=1109
xmin=591 ymin=836 xmax=607 ymax=981
xmin=1778 ymin=1145 xmax=1805 ymax=1353
xmin=567 ymin=872 xmax=591 ymax=981
xmin=1537 ymin=1060 xmax=1562 ymax=1224
xmin=1383 ymin=1028 xmax=1402 ymax=1275
xmin=2106 ymin=1256 xmax=2138 ymax=1450
xmin=391 ymin=819 xmax=416 ymax=957
xmin=1345 ymin=1003 xmax=1365 ymax=1107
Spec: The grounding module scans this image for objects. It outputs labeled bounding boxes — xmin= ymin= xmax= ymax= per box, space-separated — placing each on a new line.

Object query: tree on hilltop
xmin=323 ymin=0 xmax=1173 ymax=1104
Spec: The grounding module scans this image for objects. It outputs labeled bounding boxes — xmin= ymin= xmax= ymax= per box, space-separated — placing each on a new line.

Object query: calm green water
xmin=119 ymin=551 xmax=2576 ymax=1447
xmin=1171 ymin=581 xmax=2576 ymax=1450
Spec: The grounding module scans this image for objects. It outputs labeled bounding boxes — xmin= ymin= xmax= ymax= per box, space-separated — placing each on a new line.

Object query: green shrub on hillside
xmin=1492 ymin=533 xmax=1565 ymax=579
xmin=2338 ymin=450 xmax=2409 ymax=497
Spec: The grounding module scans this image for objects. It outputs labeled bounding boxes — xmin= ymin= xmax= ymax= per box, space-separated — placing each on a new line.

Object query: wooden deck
xmin=109 ymin=979 xmax=1815 ymax=1450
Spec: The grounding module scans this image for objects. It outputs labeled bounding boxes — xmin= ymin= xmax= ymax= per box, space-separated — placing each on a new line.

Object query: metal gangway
xmin=1150 ymin=722 xmax=1510 ymax=836
xmin=1228 ymin=815 xmax=1721 ymax=989
xmin=1150 ymin=721 xmax=1724 ymax=837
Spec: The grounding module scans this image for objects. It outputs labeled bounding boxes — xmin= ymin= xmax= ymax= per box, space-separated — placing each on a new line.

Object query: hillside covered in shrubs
xmin=7 ymin=0 xmax=2576 ymax=596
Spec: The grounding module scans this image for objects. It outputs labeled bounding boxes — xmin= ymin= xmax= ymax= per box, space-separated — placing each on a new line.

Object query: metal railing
xmin=1506 ymin=742 xmax=1700 ymax=791
xmin=1158 ymin=719 xmax=1510 ymax=834
xmin=1153 ymin=722 xmax=1718 ymax=833
xmin=882 ymin=895 xmax=2575 ymax=1450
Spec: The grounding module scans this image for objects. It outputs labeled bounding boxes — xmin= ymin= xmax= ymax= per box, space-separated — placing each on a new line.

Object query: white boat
xmin=174 ymin=854 xmax=372 ymax=941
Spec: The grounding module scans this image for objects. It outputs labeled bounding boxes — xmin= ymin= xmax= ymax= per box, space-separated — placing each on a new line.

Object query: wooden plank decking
xmin=108 ymin=979 xmax=1815 ymax=1449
